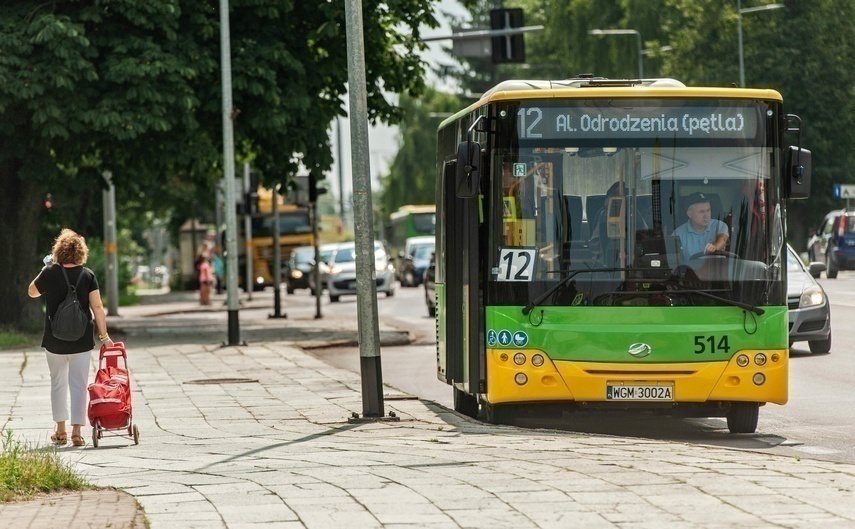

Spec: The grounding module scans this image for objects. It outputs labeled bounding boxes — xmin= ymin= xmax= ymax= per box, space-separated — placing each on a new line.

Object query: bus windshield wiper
xmin=522 ymin=267 xmax=626 ymax=315
xmin=678 ymin=289 xmax=765 ymax=315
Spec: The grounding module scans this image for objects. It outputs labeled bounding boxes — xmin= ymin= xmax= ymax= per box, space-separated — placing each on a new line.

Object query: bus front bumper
xmin=485 ymin=349 xmax=788 ymax=406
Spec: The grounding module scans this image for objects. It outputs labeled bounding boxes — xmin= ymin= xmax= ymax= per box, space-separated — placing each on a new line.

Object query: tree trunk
xmin=0 ymin=157 xmax=45 ymax=329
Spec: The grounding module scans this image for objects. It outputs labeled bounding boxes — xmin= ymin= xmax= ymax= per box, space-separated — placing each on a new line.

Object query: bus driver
xmin=672 ymin=192 xmax=729 ymax=261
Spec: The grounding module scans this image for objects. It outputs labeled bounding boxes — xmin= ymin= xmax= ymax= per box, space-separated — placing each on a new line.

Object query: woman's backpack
xmin=50 ymin=266 xmax=91 ymax=341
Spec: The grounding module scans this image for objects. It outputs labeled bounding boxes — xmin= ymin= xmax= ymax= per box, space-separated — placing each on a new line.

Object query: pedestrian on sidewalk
xmin=27 ymin=229 xmax=114 ymax=447
xmin=198 ymin=254 xmax=214 ymax=305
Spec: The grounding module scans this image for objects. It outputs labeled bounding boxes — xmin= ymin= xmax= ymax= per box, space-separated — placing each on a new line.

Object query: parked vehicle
xmin=424 ymin=252 xmax=436 ymax=317
xmin=807 ymin=209 xmax=855 ymax=278
xmin=399 ymin=238 xmax=435 ymax=287
xmin=285 ymin=246 xmax=314 ymax=294
xmin=326 ymin=241 xmax=395 ymax=302
xmin=786 ymin=244 xmax=832 ymax=353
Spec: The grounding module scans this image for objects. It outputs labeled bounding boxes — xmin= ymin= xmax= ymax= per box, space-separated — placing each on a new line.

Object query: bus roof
xmin=440 ymin=77 xmax=783 ymax=130
xmin=390 ymin=204 xmax=435 ymax=219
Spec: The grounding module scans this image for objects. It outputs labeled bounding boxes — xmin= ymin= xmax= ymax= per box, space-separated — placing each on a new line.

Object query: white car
xmin=326 ymin=241 xmax=395 ymax=302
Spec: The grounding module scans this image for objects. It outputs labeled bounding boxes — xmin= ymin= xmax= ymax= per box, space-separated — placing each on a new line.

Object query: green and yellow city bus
xmin=387 ymin=204 xmax=436 ymax=276
xmin=434 ymin=76 xmax=811 ymax=433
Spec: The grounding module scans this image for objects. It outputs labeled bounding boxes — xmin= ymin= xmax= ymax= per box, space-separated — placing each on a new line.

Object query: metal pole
xmin=738 ymin=0 xmax=745 ymax=87
xmin=243 ymin=162 xmax=253 ymax=301
xmin=219 ymin=0 xmax=241 ymax=345
xmin=344 ymin=0 xmax=386 ymax=419
xmin=312 ymin=201 xmax=322 ymax=319
xmin=336 ymin=117 xmax=346 ymax=230
xmin=270 ymin=184 xmax=286 ymax=318
xmin=102 ymin=171 xmax=119 ymax=316
xmin=635 ymin=31 xmax=643 ymax=79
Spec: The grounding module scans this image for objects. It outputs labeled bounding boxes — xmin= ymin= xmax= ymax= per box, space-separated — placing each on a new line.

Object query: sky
xmin=327 ymin=0 xmax=469 ymax=213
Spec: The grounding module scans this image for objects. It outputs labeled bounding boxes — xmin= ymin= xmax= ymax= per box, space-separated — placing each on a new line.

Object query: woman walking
xmin=28 ymin=229 xmax=113 ymax=446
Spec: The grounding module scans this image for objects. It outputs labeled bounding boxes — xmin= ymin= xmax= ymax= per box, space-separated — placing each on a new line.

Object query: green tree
xmin=0 ymin=0 xmax=436 ymax=328
xmin=444 ymin=0 xmax=855 ymax=248
xmin=379 ymin=88 xmax=463 ymax=215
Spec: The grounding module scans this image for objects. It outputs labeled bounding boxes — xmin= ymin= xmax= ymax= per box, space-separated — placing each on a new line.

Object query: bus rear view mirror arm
xmin=456 ymin=115 xmax=487 ymax=198
xmin=785 ymin=114 xmax=811 ymax=200
xmin=456 ymin=140 xmax=481 ymax=198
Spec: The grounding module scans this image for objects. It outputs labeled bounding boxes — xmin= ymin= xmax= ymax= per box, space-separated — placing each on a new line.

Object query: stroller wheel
xmin=133 ymin=424 xmax=140 ymax=445
xmin=92 ymin=427 xmax=99 ymax=448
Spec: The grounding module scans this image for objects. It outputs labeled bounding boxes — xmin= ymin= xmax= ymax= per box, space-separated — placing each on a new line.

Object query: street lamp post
xmin=589 ymin=29 xmax=643 ymax=79
xmin=738 ymin=1 xmax=784 ymax=87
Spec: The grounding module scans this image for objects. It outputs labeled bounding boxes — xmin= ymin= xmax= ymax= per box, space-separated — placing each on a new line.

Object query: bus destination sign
xmin=516 ymin=105 xmax=760 ymax=140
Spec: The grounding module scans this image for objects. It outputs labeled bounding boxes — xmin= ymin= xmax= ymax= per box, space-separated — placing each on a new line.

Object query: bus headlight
xmin=531 ymin=354 xmax=544 ymax=367
xmin=799 ymin=285 xmax=825 ymax=308
xmin=513 ymin=353 xmax=526 ymax=365
xmin=753 ymin=373 xmax=766 ymax=385
xmin=514 ymin=373 xmax=528 ymax=385
xmin=291 ymin=270 xmax=303 ymax=279
xmin=754 ymin=353 xmax=767 ymax=366
xmin=255 ymin=276 xmax=264 ymax=284
xmin=736 ymin=354 xmax=750 ymax=367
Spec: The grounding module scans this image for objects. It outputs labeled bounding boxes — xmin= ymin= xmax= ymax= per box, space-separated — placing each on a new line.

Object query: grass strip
xmin=0 ymin=431 xmax=90 ymax=503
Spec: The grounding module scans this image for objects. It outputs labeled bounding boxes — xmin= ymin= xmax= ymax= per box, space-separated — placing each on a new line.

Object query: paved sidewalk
xmin=2 ymin=291 xmax=855 ymax=528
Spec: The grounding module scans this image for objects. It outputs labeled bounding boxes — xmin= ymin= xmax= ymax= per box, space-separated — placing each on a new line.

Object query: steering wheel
xmin=688 ymin=250 xmax=738 ymax=260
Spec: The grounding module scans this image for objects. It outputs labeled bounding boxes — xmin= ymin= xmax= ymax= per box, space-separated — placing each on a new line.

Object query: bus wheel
xmin=453 ymin=388 xmax=479 ymax=419
xmin=726 ymin=403 xmax=759 ymax=434
xmin=483 ymin=402 xmax=507 ymax=425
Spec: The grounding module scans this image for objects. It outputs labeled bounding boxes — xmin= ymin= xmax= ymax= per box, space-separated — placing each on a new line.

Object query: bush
xmin=0 ymin=326 xmax=40 ymax=349
xmin=0 ymin=431 xmax=90 ymax=502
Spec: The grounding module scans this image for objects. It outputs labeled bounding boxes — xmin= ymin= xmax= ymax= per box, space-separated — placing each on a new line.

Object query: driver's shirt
xmin=672 ymin=219 xmax=728 ymax=261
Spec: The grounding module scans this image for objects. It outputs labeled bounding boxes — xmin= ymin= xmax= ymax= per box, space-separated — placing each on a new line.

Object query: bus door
xmin=444 ymin=156 xmax=484 ymax=397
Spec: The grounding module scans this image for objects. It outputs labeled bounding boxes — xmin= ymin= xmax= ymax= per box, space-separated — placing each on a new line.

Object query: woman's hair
xmin=52 ymin=229 xmax=89 ymax=265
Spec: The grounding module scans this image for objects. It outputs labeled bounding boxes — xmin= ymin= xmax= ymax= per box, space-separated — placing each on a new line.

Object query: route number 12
xmin=498 ymin=248 xmax=536 ymax=282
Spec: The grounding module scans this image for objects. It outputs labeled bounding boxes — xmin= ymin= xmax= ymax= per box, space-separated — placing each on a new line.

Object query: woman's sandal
xmin=71 ymin=435 xmax=86 ymax=447
xmin=51 ymin=432 xmax=68 ymax=445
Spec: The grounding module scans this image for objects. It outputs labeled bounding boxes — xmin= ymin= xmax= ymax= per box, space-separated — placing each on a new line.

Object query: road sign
xmin=833 ymin=184 xmax=855 ymax=199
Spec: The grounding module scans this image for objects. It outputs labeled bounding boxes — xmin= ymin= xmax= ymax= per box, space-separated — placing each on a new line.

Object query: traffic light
xmin=490 ymin=8 xmax=525 ymax=64
xmin=308 ymin=173 xmax=327 ymax=203
xmin=44 ymin=193 xmax=53 ymax=211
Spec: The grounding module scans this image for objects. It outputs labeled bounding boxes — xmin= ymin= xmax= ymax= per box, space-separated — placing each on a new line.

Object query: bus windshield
xmin=489 ymin=99 xmax=784 ymax=308
xmin=411 ymin=213 xmax=436 ymax=236
xmin=252 ymin=211 xmax=312 ymax=238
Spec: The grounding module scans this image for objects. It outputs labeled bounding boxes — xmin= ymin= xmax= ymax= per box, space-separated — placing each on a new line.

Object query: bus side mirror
xmin=786 ymin=146 xmax=811 ymax=200
xmin=456 ymin=141 xmax=481 ymax=198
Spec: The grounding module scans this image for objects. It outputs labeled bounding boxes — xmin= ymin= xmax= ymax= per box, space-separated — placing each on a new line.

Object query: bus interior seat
xmin=563 ymin=195 xmax=583 ymax=242
xmin=586 ymin=194 xmax=606 ymax=228
xmin=636 ymin=194 xmax=652 ymax=216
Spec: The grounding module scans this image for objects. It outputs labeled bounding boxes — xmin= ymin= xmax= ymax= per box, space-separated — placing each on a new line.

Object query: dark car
xmin=424 ymin=252 xmax=436 ymax=317
xmin=285 ymin=246 xmax=315 ymax=294
xmin=787 ymin=244 xmax=832 ymax=354
xmin=399 ymin=241 xmax=435 ymax=287
xmin=807 ymin=209 xmax=855 ymax=278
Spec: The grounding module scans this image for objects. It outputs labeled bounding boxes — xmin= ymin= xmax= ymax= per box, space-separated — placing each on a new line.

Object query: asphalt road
xmin=289 ymin=273 xmax=855 ymax=464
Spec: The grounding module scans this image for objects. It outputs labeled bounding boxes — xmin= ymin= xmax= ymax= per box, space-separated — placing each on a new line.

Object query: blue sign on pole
xmin=834 ymin=184 xmax=841 ymax=199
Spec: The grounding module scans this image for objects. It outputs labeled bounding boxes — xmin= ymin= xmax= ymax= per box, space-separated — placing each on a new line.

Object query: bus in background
xmin=243 ymin=187 xmax=314 ymax=290
xmin=387 ymin=204 xmax=436 ymax=280
xmin=435 ymin=75 xmax=811 ymax=434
